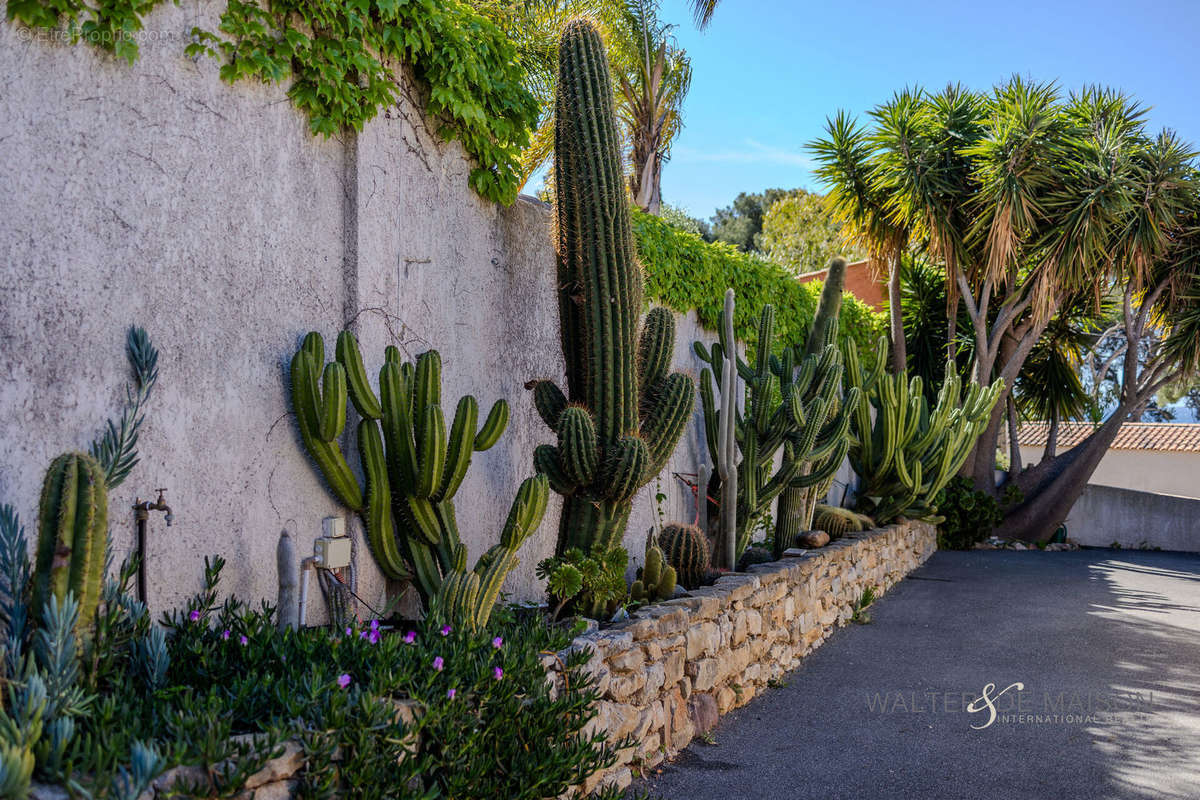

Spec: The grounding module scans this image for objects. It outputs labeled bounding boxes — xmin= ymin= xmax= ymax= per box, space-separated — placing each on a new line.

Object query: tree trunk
xmin=1043 ymin=408 xmax=1059 ymax=462
xmin=1006 ymin=394 xmax=1022 ymax=479
xmin=888 ymin=248 xmax=906 ymax=373
xmin=999 ymin=408 xmax=1131 ymax=542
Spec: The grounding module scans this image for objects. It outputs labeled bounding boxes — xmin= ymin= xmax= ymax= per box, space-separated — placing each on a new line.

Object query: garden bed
xmin=546 ymin=520 xmax=937 ymax=793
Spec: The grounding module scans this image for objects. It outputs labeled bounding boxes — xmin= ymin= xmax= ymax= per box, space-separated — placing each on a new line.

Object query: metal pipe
xmin=298 ymin=556 xmax=316 ymax=629
xmin=132 ymin=489 xmax=173 ymax=606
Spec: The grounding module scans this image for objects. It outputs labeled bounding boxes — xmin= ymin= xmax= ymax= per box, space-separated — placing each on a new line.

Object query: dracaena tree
xmin=814 ymin=78 xmax=1200 ymax=541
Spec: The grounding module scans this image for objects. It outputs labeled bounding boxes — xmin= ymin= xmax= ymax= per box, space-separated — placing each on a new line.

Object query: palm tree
xmin=810 ymin=110 xmax=910 ymax=372
xmin=610 ymin=0 xmax=692 ymax=213
xmin=688 ymin=0 xmax=719 ymax=29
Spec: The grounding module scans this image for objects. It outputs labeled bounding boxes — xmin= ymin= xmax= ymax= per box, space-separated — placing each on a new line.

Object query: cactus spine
xmin=659 ymin=523 xmax=708 ymax=589
xmin=630 ymin=533 xmax=676 ymax=603
xmin=844 ymin=346 xmax=1004 ymax=523
xmin=529 ymin=19 xmax=695 ymax=558
xmin=776 ymin=257 xmax=851 ymax=547
xmin=32 ymin=453 xmax=108 ymax=630
xmin=696 ymin=296 xmax=861 ymax=562
xmin=291 ymin=331 xmax=543 ymax=628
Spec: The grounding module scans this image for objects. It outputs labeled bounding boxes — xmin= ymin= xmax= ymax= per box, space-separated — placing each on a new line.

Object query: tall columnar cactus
xmin=529 ymin=19 xmax=695 ymax=558
xmin=32 ymin=453 xmax=108 ymax=630
xmin=696 ymin=298 xmax=860 ymax=562
xmin=844 ymin=344 xmax=1004 ymax=523
xmin=775 ymin=258 xmax=852 ymax=547
xmin=291 ymin=331 xmax=541 ymax=628
xmin=659 ymin=522 xmax=708 ymax=589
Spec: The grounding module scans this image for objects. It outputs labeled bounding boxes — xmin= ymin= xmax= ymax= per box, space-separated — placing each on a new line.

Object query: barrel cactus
xmin=528 ymin=19 xmax=694 ymax=559
xmin=659 ymin=523 xmax=708 ymax=589
xmin=812 ymin=505 xmax=874 ymax=539
xmin=290 ymin=330 xmax=540 ymax=629
xmin=32 ymin=452 xmax=108 ymax=629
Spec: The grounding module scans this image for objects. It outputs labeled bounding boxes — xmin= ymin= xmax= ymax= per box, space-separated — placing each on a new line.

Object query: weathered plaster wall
xmin=1018 ymin=446 xmax=1200 ymax=500
xmin=547 ymin=520 xmax=938 ymax=794
xmin=1064 ymin=485 xmax=1200 ymax=552
xmin=0 ymin=3 xmax=723 ymax=619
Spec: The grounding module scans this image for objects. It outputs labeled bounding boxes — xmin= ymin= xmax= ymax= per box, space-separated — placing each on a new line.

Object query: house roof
xmin=1017 ymin=421 xmax=1200 ymax=453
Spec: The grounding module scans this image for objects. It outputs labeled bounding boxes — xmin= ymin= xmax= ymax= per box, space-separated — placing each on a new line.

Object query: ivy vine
xmin=632 ymin=209 xmax=886 ymax=362
xmin=7 ymin=0 xmax=539 ymax=204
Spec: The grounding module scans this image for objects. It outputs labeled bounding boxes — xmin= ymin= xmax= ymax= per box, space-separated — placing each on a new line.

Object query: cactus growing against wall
xmin=696 ymin=298 xmax=860 ymax=561
xmin=528 ymin=19 xmax=694 ymax=558
xmin=629 ymin=534 xmax=676 ymax=603
xmin=659 ymin=522 xmax=708 ymax=589
xmin=812 ymin=504 xmax=874 ymax=538
xmin=844 ymin=344 xmax=1004 ymax=523
xmin=32 ymin=453 xmax=108 ymax=630
xmin=290 ymin=331 xmax=541 ymax=625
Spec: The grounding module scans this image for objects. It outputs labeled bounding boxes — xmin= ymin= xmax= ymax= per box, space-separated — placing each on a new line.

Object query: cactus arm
xmin=317 ymin=362 xmax=348 ymax=442
xmin=358 ymin=420 xmax=408 ymax=580
xmin=473 ymin=400 xmax=509 ymax=451
xmin=337 ymin=331 xmax=383 ymax=420
xmin=290 ymin=348 xmax=364 ymax=511
xmin=640 ymin=372 xmax=695 ymax=475
xmin=437 ymin=396 xmax=479 ymax=502
xmin=558 ymin=406 xmax=600 ymax=486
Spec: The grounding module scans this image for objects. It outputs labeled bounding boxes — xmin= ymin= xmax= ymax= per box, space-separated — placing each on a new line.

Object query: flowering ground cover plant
xmin=0 ymin=509 xmax=627 ymax=800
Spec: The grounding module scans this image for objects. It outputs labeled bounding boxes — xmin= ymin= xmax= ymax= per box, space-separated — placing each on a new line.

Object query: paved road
xmin=631 ymin=549 xmax=1200 ymax=800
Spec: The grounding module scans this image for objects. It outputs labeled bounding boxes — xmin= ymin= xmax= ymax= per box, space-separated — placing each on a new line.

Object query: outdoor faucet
xmin=132 ymin=489 xmax=174 ymax=604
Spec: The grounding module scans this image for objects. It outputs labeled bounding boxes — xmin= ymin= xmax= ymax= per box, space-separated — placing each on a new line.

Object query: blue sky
xmin=657 ymin=0 xmax=1200 ymax=220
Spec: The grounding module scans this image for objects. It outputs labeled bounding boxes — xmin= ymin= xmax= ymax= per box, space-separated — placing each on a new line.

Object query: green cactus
xmin=659 ymin=522 xmax=708 ymax=590
xmin=528 ymin=19 xmax=695 ymax=559
xmin=630 ymin=533 xmax=676 ymax=603
xmin=844 ymin=345 xmax=1004 ymax=523
xmin=812 ymin=504 xmax=874 ymax=538
xmin=290 ymin=331 xmax=545 ymax=628
xmin=696 ymin=299 xmax=861 ymax=562
xmin=32 ymin=453 xmax=108 ymax=630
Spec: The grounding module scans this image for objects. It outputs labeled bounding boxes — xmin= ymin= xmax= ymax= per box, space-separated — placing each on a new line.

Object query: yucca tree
xmin=810 ymin=109 xmax=911 ymax=372
xmin=611 ymin=0 xmax=692 ymax=213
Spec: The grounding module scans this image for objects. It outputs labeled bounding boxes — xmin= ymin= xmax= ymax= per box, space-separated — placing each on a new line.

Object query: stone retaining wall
xmin=552 ymin=520 xmax=937 ymax=793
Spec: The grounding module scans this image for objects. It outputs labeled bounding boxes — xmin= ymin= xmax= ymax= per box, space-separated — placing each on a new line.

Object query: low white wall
xmin=0 ymin=3 xmax=720 ymax=620
xmin=1018 ymin=446 xmax=1200 ymax=500
xmin=1065 ymin=485 xmax=1200 ymax=552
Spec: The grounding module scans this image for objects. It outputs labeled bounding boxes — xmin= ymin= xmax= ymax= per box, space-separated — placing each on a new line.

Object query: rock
xmin=687 ymin=693 xmax=719 ymax=734
xmin=796 ymin=531 xmax=830 ymax=549
xmin=671 ymin=584 xmax=689 ymax=599
xmin=1009 ymin=542 xmax=1027 ymax=550
xmin=30 ymin=784 xmax=70 ymax=800
xmin=609 ymin=607 xmax=629 ymax=623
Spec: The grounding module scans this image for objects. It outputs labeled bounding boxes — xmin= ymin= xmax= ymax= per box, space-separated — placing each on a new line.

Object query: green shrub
xmin=632 ymin=209 xmax=885 ymax=358
xmin=934 ymin=476 xmax=1001 ymax=549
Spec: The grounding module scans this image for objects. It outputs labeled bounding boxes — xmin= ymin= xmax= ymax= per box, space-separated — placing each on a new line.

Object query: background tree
xmin=610 ymin=0 xmax=693 ymax=213
xmin=759 ymin=189 xmax=864 ymax=274
xmin=706 ymin=188 xmax=789 ymax=251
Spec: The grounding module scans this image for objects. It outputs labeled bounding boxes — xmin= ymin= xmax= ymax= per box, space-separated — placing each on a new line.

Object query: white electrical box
xmin=322 ymin=516 xmax=346 ymax=539
xmin=314 ymin=535 xmax=352 ymax=569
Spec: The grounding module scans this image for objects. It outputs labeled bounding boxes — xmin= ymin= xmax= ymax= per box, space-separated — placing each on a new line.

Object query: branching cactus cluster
xmin=291 ymin=330 xmax=547 ymax=630
xmin=844 ymin=345 xmax=1004 ymax=524
xmin=696 ymin=299 xmax=860 ymax=562
xmin=630 ymin=534 xmax=676 ymax=603
xmin=32 ymin=453 xmax=109 ymax=631
xmin=529 ymin=19 xmax=694 ymax=559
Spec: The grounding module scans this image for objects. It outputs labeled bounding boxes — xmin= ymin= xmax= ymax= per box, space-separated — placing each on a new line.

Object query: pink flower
xmin=337 ymin=673 xmax=351 ymax=689
xmin=404 ymin=630 xmax=417 ymax=644
xmin=491 ymin=636 xmax=503 ymax=649
xmin=221 ymin=629 xmax=231 ymax=640
xmin=447 ymin=688 xmax=456 ymax=699
xmin=493 ymin=666 xmax=503 ymax=681
xmin=188 ymin=609 xmax=201 ymax=623
xmin=239 ymin=635 xmax=248 ymax=646
xmin=432 ymin=656 xmax=444 ymax=671
xmin=440 ymin=625 xmax=452 ymax=636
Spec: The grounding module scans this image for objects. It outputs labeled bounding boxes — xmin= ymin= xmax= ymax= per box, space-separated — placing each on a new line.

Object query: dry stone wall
xmin=550 ymin=520 xmax=937 ymax=793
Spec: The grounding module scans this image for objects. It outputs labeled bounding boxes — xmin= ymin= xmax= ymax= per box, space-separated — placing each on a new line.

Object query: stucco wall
xmin=0 ymin=3 xmax=722 ymax=621
xmin=1018 ymin=446 xmax=1200 ymax=500
xmin=1064 ymin=485 xmax=1200 ymax=552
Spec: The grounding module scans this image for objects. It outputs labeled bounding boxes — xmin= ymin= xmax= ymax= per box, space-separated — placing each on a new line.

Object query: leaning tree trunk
xmin=998 ymin=408 xmax=1131 ymax=542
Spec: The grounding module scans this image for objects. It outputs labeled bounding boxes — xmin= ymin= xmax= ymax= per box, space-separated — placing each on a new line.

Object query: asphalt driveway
xmin=631 ymin=549 xmax=1200 ymax=800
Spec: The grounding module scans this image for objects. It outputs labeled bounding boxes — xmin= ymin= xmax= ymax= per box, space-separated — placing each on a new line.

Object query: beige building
xmin=1017 ymin=422 xmax=1200 ymax=500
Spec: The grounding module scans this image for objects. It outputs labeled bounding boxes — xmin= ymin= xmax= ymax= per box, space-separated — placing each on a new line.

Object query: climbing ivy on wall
xmin=6 ymin=0 xmax=539 ymax=205
xmin=632 ymin=208 xmax=886 ymax=359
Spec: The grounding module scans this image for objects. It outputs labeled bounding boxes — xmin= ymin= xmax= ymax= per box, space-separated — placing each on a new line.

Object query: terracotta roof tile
xmin=1017 ymin=421 xmax=1200 ymax=453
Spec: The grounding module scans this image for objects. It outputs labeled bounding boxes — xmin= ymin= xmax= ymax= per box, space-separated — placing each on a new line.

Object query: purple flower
xmin=345 ymin=626 xmax=353 ymax=636
xmin=337 ymin=673 xmax=352 ymax=689
xmin=367 ymin=629 xmax=381 ymax=645
xmin=493 ymin=666 xmax=504 ymax=681
xmin=440 ymin=624 xmax=452 ymax=637
xmin=432 ymin=656 xmax=444 ymax=672
xmin=239 ymin=635 xmax=248 ymax=646
xmin=370 ymin=619 xmax=380 ymax=632
xmin=491 ymin=636 xmax=503 ymax=649
xmin=188 ymin=609 xmax=201 ymax=623
xmin=404 ymin=630 xmax=417 ymax=644
xmin=447 ymin=688 xmax=456 ymax=699
xmin=221 ymin=629 xmax=231 ymax=641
